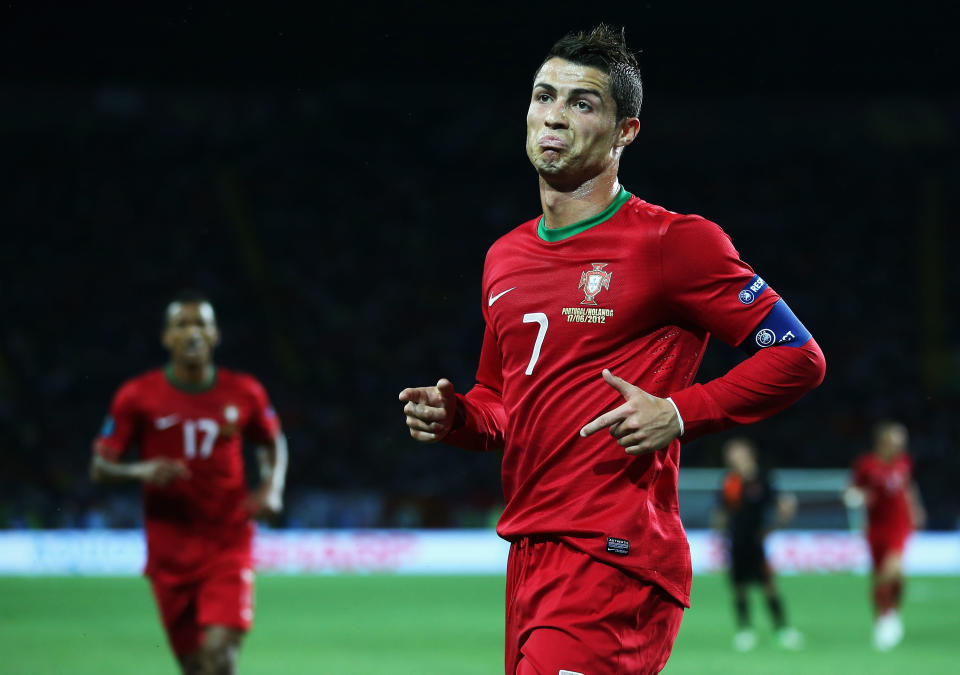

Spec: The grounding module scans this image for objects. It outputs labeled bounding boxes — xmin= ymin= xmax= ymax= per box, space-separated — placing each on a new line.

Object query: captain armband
xmin=739 ymin=299 xmax=812 ymax=355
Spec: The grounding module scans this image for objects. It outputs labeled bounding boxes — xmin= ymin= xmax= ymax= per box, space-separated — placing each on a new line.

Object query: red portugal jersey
xmin=851 ymin=452 xmax=913 ymax=540
xmin=445 ymin=188 xmax=818 ymax=606
xmin=93 ymin=366 xmax=280 ymax=581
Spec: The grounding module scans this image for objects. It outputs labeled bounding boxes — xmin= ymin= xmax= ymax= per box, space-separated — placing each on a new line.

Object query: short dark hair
xmin=541 ymin=24 xmax=643 ymax=120
xmin=169 ymin=289 xmax=212 ymax=306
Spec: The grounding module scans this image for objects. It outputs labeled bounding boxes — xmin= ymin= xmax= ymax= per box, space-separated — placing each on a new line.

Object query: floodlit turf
xmin=666 ymin=574 xmax=960 ymax=675
xmin=0 ymin=574 xmax=957 ymax=673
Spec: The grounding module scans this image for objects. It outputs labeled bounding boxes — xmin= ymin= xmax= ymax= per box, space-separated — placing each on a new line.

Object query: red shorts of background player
xmin=867 ymin=529 xmax=910 ymax=570
xmin=149 ymin=561 xmax=255 ymax=657
xmin=506 ymin=537 xmax=685 ymax=675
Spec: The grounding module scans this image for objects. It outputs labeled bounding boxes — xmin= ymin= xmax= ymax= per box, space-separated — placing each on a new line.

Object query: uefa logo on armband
xmin=755 ymin=329 xmax=777 ymax=348
xmin=738 ymin=275 xmax=766 ymax=305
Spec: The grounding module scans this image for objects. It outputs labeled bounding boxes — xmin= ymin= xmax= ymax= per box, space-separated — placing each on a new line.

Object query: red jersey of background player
xmin=852 ymin=451 xmax=914 ymax=543
xmin=444 ymin=188 xmax=824 ymax=606
xmin=94 ymin=365 xmax=279 ymax=582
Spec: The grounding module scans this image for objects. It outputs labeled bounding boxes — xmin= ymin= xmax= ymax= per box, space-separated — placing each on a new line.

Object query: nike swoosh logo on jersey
xmin=155 ymin=414 xmax=180 ymax=430
xmin=488 ymin=287 xmax=517 ymax=306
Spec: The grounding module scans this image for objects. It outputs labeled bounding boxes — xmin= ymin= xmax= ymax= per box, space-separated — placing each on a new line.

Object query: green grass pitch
xmin=1 ymin=574 xmax=957 ymax=673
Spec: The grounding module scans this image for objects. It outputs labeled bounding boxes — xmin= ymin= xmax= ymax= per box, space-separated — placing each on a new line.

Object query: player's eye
xmin=535 ymin=93 xmax=552 ymax=103
xmin=575 ymin=100 xmax=593 ymax=112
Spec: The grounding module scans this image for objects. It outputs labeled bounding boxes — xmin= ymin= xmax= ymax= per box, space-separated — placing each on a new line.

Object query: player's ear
xmin=161 ymin=327 xmax=174 ymax=351
xmin=615 ymin=116 xmax=640 ymax=149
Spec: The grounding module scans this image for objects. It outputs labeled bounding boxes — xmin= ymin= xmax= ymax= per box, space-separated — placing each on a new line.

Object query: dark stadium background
xmin=1 ymin=1 xmax=957 ymax=531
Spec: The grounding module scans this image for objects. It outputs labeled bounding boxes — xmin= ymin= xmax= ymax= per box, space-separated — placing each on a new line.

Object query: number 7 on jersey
xmin=522 ymin=313 xmax=548 ymax=375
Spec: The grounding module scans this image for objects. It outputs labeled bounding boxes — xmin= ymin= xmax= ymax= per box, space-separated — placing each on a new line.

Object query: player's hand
xmin=777 ymin=492 xmax=798 ymax=525
xmin=245 ymin=484 xmax=283 ymax=520
xmin=845 ymin=486 xmax=876 ymax=509
xmin=579 ymin=369 xmax=681 ymax=455
xmin=398 ymin=378 xmax=457 ymax=443
xmin=138 ymin=458 xmax=190 ymax=486
xmin=842 ymin=487 xmax=864 ymax=509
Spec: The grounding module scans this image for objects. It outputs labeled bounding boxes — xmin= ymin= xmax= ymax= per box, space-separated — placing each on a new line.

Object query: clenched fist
xmin=398 ymin=378 xmax=458 ymax=442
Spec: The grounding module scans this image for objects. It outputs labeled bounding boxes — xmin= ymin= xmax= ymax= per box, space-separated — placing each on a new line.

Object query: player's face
xmin=877 ymin=426 xmax=908 ymax=460
xmin=725 ymin=442 xmax=756 ymax=475
xmin=162 ymin=302 xmax=219 ymax=367
xmin=526 ymin=58 xmax=637 ymax=185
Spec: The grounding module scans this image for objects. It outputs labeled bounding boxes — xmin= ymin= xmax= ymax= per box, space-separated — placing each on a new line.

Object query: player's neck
xmin=167 ymin=361 xmax=216 ymax=390
xmin=538 ymin=170 xmax=621 ymax=230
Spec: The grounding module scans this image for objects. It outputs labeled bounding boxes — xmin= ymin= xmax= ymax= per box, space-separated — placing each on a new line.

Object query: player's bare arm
xmin=579 ymin=369 xmax=681 ymax=455
xmin=909 ymin=481 xmax=926 ymax=530
xmin=711 ymin=508 xmax=729 ymax=533
xmin=244 ymin=433 xmax=288 ymax=518
xmin=775 ymin=493 xmax=798 ymax=527
xmin=398 ymin=378 xmax=458 ymax=442
xmin=89 ymin=454 xmax=190 ymax=486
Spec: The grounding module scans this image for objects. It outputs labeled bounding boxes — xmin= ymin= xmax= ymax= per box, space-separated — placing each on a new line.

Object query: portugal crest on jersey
xmin=578 ymin=263 xmax=612 ymax=306
xmin=222 ymin=404 xmax=240 ymax=437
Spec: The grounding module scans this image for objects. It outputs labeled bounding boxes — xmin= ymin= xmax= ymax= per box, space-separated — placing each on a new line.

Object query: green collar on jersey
xmin=537 ymin=186 xmax=632 ymax=242
xmin=164 ymin=363 xmax=217 ymax=393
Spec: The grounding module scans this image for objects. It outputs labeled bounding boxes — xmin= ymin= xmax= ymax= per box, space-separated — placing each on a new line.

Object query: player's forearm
xmin=89 ymin=455 xmax=149 ymax=484
xmin=444 ymin=385 xmax=507 ymax=452
xmin=256 ymin=434 xmax=288 ymax=506
xmin=909 ymin=484 xmax=926 ymax=529
xmin=669 ymin=338 xmax=826 ymax=442
xmin=775 ymin=493 xmax=797 ymax=527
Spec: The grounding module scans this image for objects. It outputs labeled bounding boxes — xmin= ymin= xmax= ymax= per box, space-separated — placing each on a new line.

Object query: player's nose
xmin=544 ymin=101 xmax=568 ymax=128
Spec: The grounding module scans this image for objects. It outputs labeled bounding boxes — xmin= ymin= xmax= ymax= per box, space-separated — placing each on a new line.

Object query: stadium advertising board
xmin=0 ymin=530 xmax=957 ymax=575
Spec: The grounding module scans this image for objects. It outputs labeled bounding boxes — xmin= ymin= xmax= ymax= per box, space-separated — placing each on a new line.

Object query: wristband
xmin=666 ymin=396 xmax=685 ymax=437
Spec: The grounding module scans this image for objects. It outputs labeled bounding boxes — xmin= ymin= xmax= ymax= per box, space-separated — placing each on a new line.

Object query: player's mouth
xmin=537 ymin=135 xmax=567 ymax=152
xmin=183 ymin=338 xmax=205 ymax=354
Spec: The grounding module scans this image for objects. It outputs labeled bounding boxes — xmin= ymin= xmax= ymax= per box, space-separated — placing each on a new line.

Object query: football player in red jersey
xmin=400 ymin=25 xmax=825 ymax=674
xmin=845 ymin=421 xmax=925 ymax=651
xmin=90 ymin=292 xmax=287 ymax=675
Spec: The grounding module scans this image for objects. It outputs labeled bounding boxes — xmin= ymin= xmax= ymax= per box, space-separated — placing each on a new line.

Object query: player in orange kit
xmin=91 ymin=292 xmax=288 ymax=674
xmin=845 ymin=421 xmax=925 ymax=650
xmin=715 ymin=438 xmax=803 ymax=651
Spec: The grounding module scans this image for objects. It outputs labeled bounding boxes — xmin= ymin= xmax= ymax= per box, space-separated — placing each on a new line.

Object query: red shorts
xmin=867 ymin=530 xmax=910 ymax=569
xmin=506 ymin=537 xmax=684 ymax=675
xmin=149 ymin=561 xmax=255 ymax=657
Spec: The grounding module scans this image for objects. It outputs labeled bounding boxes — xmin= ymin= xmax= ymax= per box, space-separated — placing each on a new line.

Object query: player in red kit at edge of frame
xmin=90 ymin=292 xmax=288 ymax=675
xmin=399 ymin=25 xmax=826 ymax=675
xmin=845 ymin=421 xmax=925 ymax=651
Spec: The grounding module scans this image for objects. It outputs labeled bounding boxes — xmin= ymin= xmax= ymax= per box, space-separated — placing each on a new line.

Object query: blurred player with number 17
xmin=90 ymin=292 xmax=288 ymax=675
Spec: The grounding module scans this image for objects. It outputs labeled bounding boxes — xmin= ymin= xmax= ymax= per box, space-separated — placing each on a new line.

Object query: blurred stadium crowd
xmin=1 ymin=6 xmax=957 ymax=533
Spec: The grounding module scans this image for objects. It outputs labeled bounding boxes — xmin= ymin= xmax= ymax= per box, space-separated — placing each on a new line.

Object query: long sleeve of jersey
xmin=240 ymin=374 xmax=282 ymax=444
xmin=92 ymin=381 xmax=141 ymax=460
xmin=661 ymin=214 xmax=826 ymax=441
xmin=444 ymin=323 xmax=507 ymax=452
xmin=669 ymin=338 xmax=825 ymax=441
